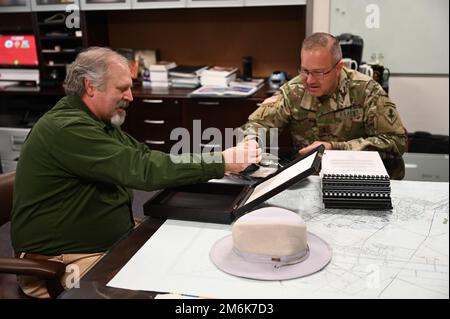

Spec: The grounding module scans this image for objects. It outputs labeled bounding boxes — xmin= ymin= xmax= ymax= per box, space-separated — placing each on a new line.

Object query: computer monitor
xmin=0 ymin=34 xmax=40 ymax=85
xmin=0 ymin=34 xmax=38 ymax=67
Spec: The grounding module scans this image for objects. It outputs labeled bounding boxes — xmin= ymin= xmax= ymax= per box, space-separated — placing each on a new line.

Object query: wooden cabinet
xmin=183 ymin=98 xmax=260 ymax=152
xmin=131 ymin=0 xmax=186 ymax=9
xmin=79 ymin=0 xmax=132 ymax=10
xmin=181 ymin=97 xmax=292 ymax=155
xmin=0 ymin=1 xmax=30 ymax=12
xmin=33 ymin=11 xmax=86 ymax=88
xmin=186 ymin=0 xmax=243 ymax=7
xmin=124 ymin=87 xmax=296 ymax=156
xmin=0 ymin=0 xmax=306 ymax=13
xmin=0 ymin=88 xmax=294 ymax=159
xmin=244 ymin=0 xmax=306 ymax=6
xmin=126 ymin=97 xmax=182 ymax=153
xmin=31 ymin=0 xmax=80 ymax=11
xmin=126 ymin=95 xmax=262 ymax=154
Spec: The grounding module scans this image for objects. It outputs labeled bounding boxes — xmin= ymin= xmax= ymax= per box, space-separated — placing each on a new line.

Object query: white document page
xmin=321 ymin=150 xmax=389 ymax=177
xmin=245 ymin=151 xmax=317 ymax=205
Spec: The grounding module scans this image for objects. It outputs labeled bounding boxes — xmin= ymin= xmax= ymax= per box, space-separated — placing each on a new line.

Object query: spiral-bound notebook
xmin=321 ymin=150 xmax=392 ymax=209
xmin=321 ymin=150 xmax=389 ymax=178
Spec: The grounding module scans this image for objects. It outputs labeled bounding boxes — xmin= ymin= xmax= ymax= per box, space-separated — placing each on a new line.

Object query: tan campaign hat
xmin=210 ymin=207 xmax=332 ymax=280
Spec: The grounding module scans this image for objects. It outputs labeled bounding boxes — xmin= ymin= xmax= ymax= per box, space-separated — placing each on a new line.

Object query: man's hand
xmin=298 ymin=141 xmax=332 ymax=156
xmin=223 ymin=140 xmax=262 ymax=173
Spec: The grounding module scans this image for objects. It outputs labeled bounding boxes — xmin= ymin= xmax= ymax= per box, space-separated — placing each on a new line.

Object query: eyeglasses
xmin=299 ymin=60 xmax=339 ymax=80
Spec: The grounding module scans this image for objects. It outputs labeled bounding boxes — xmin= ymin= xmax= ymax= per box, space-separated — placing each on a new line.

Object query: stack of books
xmin=169 ymin=65 xmax=207 ymax=89
xmin=229 ymin=78 xmax=264 ymax=89
xmin=320 ymin=150 xmax=392 ymax=209
xmin=189 ymin=84 xmax=260 ymax=97
xmin=200 ymin=66 xmax=238 ymax=87
xmin=149 ymin=61 xmax=176 ymax=88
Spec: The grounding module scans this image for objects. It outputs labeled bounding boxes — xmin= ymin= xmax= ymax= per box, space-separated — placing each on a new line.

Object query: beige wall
xmin=307 ymin=0 xmax=449 ymax=135
xmin=307 ymin=0 xmax=330 ymax=35
xmin=389 ymin=76 xmax=449 ymax=135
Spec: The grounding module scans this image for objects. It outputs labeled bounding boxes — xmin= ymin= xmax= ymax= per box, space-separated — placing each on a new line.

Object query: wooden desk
xmin=59 ymin=177 xmax=449 ymax=299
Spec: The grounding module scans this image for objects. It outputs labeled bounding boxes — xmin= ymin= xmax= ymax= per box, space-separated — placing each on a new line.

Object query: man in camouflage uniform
xmin=241 ymin=32 xmax=407 ymax=179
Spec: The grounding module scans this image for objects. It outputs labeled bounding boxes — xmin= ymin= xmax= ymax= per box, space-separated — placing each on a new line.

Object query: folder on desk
xmin=144 ymin=145 xmax=324 ymax=224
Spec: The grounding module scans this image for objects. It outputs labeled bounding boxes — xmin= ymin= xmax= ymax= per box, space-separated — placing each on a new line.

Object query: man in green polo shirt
xmin=11 ymin=47 xmax=261 ymax=298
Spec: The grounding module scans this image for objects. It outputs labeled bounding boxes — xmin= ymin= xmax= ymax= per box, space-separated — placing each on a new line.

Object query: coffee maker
xmin=337 ymin=34 xmax=390 ymax=93
xmin=336 ymin=33 xmax=364 ymax=67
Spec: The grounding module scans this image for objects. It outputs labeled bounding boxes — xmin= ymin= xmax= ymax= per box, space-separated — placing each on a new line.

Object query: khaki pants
xmin=16 ymin=252 xmax=105 ymax=299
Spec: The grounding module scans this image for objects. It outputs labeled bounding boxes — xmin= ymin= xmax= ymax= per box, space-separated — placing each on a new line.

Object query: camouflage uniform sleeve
xmin=330 ymin=84 xmax=408 ymax=158
xmin=239 ymin=90 xmax=293 ymax=144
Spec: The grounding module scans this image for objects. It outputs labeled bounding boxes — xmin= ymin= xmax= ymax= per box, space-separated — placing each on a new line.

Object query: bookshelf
xmin=32 ymin=11 xmax=87 ymax=88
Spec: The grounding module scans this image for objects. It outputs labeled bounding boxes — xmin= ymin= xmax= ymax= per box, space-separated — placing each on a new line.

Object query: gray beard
xmin=110 ymin=112 xmax=126 ymax=127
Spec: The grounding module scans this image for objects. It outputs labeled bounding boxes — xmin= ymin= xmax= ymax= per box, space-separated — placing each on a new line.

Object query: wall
xmin=329 ymin=0 xmax=449 ymax=75
xmin=103 ymin=6 xmax=306 ymax=79
xmin=308 ymin=0 xmax=449 ymax=135
xmin=389 ymin=76 xmax=449 ymax=135
xmin=307 ymin=0 xmax=330 ymax=34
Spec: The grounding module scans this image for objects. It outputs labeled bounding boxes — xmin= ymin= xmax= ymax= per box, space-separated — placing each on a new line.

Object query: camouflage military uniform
xmin=241 ymin=68 xmax=408 ymax=179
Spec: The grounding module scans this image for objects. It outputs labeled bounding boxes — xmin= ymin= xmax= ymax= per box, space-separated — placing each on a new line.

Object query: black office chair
xmin=0 ymin=171 xmax=66 ymax=299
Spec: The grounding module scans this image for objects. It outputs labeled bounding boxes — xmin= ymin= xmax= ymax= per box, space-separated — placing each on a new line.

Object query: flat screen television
xmin=0 ymin=34 xmax=39 ymax=67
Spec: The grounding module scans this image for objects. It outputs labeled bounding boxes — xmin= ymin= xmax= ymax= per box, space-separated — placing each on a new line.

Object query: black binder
xmin=320 ymin=151 xmax=393 ymax=210
xmin=144 ymin=145 xmax=325 ymax=224
xmin=322 ymin=173 xmax=390 ymax=187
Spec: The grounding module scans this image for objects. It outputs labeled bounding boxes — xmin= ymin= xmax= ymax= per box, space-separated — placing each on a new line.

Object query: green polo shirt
xmin=11 ymin=95 xmax=224 ymax=255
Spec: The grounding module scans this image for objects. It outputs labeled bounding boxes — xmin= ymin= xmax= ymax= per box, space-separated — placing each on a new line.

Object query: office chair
xmin=0 ymin=171 xmax=66 ymax=299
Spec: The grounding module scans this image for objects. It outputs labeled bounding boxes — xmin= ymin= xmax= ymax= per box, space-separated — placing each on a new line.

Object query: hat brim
xmin=210 ymin=232 xmax=332 ymax=281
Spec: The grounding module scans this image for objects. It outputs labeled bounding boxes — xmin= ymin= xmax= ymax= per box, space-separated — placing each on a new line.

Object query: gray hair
xmin=63 ymin=47 xmax=129 ymax=96
xmin=302 ymin=32 xmax=342 ymax=63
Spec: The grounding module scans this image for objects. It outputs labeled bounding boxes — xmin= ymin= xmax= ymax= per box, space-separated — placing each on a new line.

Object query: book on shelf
xmin=229 ymin=78 xmax=265 ymax=88
xmin=200 ymin=73 xmax=237 ymax=87
xmin=320 ymin=150 xmax=392 ymax=210
xmin=201 ymin=66 xmax=238 ymax=78
xmin=189 ymin=84 xmax=260 ymax=97
xmin=171 ymin=77 xmax=200 ymax=88
xmin=149 ymin=61 xmax=177 ymax=72
xmin=172 ymin=77 xmax=199 ymax=85
xmin=169 ymin=65 xmax=208 ymax=78
xmin=150 ymin=81 xmax=170 ymax=88
xmin=149 ymin=71 xmax=169 ymax=82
